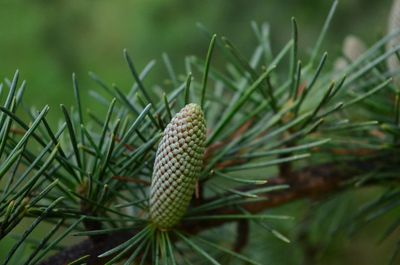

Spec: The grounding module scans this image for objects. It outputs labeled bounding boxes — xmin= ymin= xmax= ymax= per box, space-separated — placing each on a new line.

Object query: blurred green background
xmin=0 ymin=0 xmax=392 ymax=122
xmin=0 ymin=0 xmax=398 ymax=264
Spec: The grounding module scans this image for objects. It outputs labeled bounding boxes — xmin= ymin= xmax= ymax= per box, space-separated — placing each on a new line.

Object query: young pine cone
xmin=150 ymin=103 xmax=206 ymax=229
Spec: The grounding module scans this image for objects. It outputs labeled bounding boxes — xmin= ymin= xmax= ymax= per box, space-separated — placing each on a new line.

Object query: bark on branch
xmin=39 ymin=157 xmax=390 ymax=265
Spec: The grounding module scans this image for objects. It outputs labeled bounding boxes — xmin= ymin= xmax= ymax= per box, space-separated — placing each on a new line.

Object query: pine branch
xmin=39 ymin=155 xmax=395 ymax=265
xmin=3 ymin=3 xmax=400 ymax=263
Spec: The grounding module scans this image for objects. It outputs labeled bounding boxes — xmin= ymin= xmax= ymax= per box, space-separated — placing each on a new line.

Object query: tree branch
xmin=39 ymin=157 xmax=391 ymax=265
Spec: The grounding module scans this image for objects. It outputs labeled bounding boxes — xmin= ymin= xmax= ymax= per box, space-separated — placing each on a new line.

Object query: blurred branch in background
xmin=38 ymin=155 xmax=398 ymax=265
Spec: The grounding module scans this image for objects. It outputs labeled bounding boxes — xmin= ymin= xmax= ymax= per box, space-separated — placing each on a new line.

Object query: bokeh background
xmin=0 ymin=0 xmax=398 ymax=264
xmin=0 ymin=0 xmax=392 ymax=122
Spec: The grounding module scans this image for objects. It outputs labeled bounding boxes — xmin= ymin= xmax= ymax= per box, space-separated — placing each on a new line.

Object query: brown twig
xmin=113 ymin=135 xmax=136 ymax=152
xmin=204 ymin=119 xmax=253 ymax=161
xmin=39 ymin=156 xmax=394 ymax=265
xmin=234 ymin=220 xmax=249 ymax=253
xmin=111 ymin=175 xmax=151 ymax=185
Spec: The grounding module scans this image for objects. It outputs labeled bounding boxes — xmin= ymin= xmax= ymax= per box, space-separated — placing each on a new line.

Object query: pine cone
xmin=150 ymin=103 xmax=206 ymax=229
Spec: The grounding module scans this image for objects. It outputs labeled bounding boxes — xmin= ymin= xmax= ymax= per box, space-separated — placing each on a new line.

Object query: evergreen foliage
xmin=0 ymin=1 xmax=399 ymax=264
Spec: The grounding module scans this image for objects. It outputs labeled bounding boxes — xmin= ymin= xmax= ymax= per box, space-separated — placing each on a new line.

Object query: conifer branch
xmin=39 ymin=155 xmax=395 ymax=265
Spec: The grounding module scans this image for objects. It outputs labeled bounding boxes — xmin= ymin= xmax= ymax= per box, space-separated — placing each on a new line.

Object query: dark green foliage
xmin=0 ymin=1 xmax=399 ymax=264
